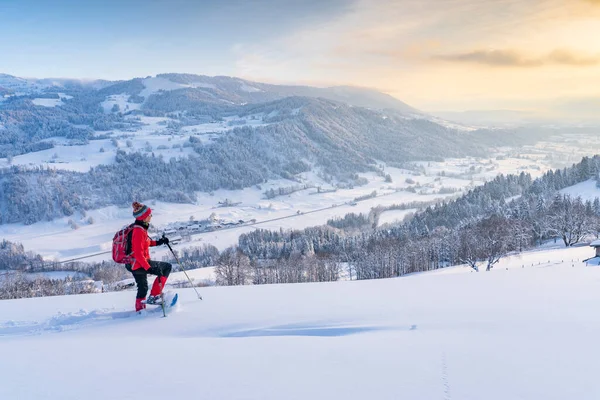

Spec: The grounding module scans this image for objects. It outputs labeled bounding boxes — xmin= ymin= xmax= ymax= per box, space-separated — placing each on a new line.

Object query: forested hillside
xmin=0 ymin=74 xmax=551 ymax=225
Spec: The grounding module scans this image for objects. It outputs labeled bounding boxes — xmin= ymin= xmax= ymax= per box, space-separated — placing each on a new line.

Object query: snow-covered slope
xmin=1 ymin=245 xmax=599 ymax=399
xmin=0 ymin=73 xmax=34 ymax=93
xmin=100 ymin=94 xmax=142 ymax=113
xmin=139 ymin=76 xmax=217 ymax=98
xmin=560 ymin=179 xmax=600 ymax=201
xmin=0 ymin=73 xmax=58 ymax=94
xmin=0 ymin=74 xmax=106 ymax=94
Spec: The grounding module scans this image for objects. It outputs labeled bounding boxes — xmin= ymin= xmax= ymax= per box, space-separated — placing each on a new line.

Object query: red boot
xmin=135 ymin=298 xmax=146 ymax=312
xmin=150 ymin=276 xmax=168 ymax=297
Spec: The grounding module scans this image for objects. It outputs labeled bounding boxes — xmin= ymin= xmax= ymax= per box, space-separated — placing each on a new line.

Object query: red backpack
xmin=112 ymin=224 xmax=138 ymax=264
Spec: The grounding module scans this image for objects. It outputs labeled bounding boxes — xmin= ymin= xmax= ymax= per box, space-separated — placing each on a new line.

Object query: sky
xmin=0 ymin=0 xmax=599 ymax=113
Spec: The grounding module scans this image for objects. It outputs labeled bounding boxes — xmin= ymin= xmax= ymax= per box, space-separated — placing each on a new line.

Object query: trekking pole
xmin=163 ymin=235 xmax=203 ymax=300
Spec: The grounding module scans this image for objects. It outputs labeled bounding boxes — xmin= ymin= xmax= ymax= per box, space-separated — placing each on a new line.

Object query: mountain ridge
xmin=0 ymin=72 xmax=419 ymax=115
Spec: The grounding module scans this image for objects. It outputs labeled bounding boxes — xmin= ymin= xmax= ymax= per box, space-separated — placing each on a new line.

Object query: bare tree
xmin=477 ymin=215 xmax=512 ymax=271
xmin=547 ymin=195 xmax=590 ymax=247
xmin=305 ymin=255 xmax=340 ymax=282
xmin=458 ymin=227 xmax=481 ymax=272
xmin=215 ymin=247 xmax=250 ymax=286
xmin=511 ymin=219 xmax=532 ymax=252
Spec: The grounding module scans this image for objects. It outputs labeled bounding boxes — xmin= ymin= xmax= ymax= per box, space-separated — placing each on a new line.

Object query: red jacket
xmin=130 ymin=223 xmax=157 ymax=270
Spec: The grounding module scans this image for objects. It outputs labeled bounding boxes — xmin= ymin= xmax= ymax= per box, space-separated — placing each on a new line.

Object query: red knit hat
xmin=132 ymin=201 xmax=152 ymax=220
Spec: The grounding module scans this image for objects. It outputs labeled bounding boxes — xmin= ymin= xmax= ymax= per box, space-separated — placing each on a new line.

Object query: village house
xmin=590 ymin=240 xmax=600 ymax=258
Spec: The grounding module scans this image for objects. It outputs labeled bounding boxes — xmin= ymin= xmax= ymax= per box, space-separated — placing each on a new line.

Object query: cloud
xmin=231 ymin=0 xmax=600 ymax=113
xmin=434 ymin=50 xmax=541 ymax=67
xmin=433 ymin=48 xmax=600 ymax=67
xmin=547 ymin=49 xmax=600 ymax=66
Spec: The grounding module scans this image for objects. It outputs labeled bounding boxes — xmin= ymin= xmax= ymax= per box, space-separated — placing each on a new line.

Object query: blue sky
xmin=1 ymin=0 xmax=599 ymax=111
xmin=0 ymin=0 xmax=351 ymax=79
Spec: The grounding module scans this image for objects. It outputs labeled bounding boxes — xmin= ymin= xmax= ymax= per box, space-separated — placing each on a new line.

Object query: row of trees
xmin=213 ymin=192 xmax=600 ymax=286
xmin=214 ymin=248 xmax=340 ymax=286
xmin=0 ymin=273 xmax=98 ymax=300
xmin=0 ymin=240 xmax=131 ymax=299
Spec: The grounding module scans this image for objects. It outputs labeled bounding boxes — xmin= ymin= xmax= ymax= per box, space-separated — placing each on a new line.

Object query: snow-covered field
xmin=2 ymin=245 xmax=600 ymax=399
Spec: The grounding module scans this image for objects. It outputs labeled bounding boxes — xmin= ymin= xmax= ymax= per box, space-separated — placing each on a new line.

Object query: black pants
xmin=126 ymin=260 xmax=172 ymax=299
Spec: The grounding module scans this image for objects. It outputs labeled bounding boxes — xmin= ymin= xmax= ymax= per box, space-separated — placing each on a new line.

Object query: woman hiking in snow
xmin=126 ymin=201 xmax=172 ymax=312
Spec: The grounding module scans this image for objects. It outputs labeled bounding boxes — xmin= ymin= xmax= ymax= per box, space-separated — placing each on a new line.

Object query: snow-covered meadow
xmin=2 ymin=244 xmax=600 ymax=399
xmin=560 ymin=179 xmax=600 ymax=201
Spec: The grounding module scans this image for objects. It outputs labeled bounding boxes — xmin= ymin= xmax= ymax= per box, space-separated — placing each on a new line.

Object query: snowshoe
xmin=144 ymin=295 xmax=164 ymax=305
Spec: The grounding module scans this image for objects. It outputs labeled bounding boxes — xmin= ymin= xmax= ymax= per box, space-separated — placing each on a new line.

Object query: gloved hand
xmin=156 ymin=237 xmax=169 ymax=246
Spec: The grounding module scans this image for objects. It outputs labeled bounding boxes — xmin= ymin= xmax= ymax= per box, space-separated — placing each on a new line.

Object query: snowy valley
xmin=1 ymin=73 xmax=599 ymax=266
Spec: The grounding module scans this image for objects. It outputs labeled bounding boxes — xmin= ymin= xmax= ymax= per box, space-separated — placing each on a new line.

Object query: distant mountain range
xmin=0 ymin=72 xmax=546 ymax=161
xmin=3 ymin=72 xmax=599 ymax=125
xmin=0 ymin=72 xmax=555 ymax=225
xmin=0 ymin=72 xmax=419 ymax=115
xmin=432 ymin=103 xmax=600 ymax=126
xmin=431 ymin=110 xmax=538 ymax=126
